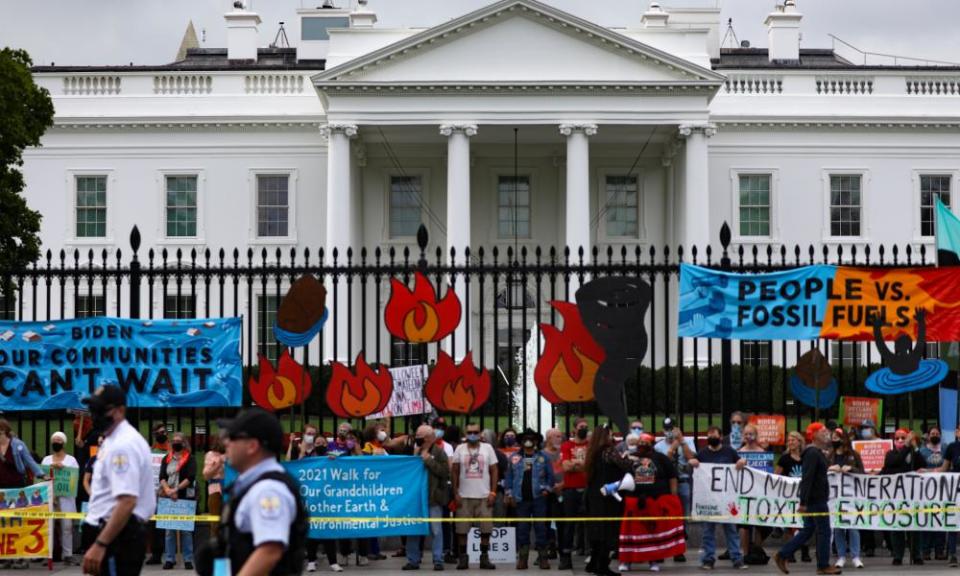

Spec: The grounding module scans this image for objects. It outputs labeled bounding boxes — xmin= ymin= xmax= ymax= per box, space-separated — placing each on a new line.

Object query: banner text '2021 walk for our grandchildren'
xmin=0 ymin=317 xmax=242 ymax=410
xmin=678 ymin=263 xmax=960 ymax=341
xmin=284 ymin=455 xmax=429 ymax=539
xmin=693 ymin=463 xmax=960 ymax=531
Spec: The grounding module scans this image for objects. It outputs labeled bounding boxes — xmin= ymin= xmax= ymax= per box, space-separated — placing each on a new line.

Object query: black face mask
xmin=576 ymin=428 xmax=588 ymax=440
xmin=832 ymin=440 xmax=843 ymax=449
xmin=315 ymin=446 xmax=327 ymax=456
xmin=707 ymin=437 xmax=721 ymax=448
xmin=172 ymin=442 xmax=184 ymax=452
xmin=91 ymin=409 xmax=114 ymax=434
xmin=51 ymin=443 xmax=64 ymax=453
xmin=155 ymin=433 xmax=168 ymax=444
xmin=931 ymin=436 xmax=942 ymax=445
xmin=415 ymin=438 xmax=426 ymax=447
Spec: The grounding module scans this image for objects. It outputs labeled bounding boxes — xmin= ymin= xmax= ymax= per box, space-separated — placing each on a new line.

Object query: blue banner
xmin=156 ymin=498 xmax=197 ymax=531
xmin=285 ymin=456 xmax=429 ymax=539
xmin=0 ymin=317 xmax=241 ymax=410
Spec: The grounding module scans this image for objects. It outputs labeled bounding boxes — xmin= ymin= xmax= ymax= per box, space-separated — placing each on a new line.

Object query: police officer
xmin=201 ymin=408 xmax=306 ymax=575
xmin=81 ymin=385 xmax=157 ymax=576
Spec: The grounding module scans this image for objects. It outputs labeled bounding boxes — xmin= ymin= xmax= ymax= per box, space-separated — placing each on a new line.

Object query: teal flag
xmin=935 ymin=196 xmax=960 ymax=265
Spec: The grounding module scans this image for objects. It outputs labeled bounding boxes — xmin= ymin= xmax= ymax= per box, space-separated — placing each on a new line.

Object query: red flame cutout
xmin=326 ymin=352 xmax=393 ymax=418
xmin=424 ymin=351 xmax=491 ymax=414
xmin=385 ymin=272 xmax=461 ymax=343
xmin=248 ymin=350 xmax=312 ymax=412
xmin=534 ymin=301 xmax=606 ymax=404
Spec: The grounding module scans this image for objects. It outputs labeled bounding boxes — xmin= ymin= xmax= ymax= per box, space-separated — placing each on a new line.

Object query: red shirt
xmin=0 ymin=446 xmax=24 ymax=489
xmin=560 ymin=440 xmax=589 ymax=489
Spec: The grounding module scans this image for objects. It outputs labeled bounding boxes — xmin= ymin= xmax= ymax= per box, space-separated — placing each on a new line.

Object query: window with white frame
xmin=738 ymin=174 xmax=771 ymax=237
xmin=257 ymin=294 xmax=281 ymax=361
xmin=498 ymin=175 xmax=531 ymax=239
xmin=829 ymin=175 xmax=862 ymax=237
xmin=389 ymin=176 xmax=423 ymax=238
xmin=920 ymin=175 xmax=952 ymax=237
xmin=76 ymin=176 xmax=107 ymax=238
xmin=391 ymin=338 xmax=427 ymax=367
xmin=830 ymin=341 xmax=862 ymax=368
xmin=603 ymin=175 xmax=639 ymax=238
xmin=75 ymin=294 xmax=106 ymax=318
xmin=741 ymin=340 xmax=771 ymax=367
xmin=256 ymin=175 xmax=289 ymax=238
xmin=165 ymin=175 xmax=198 ymax=238
xmin=163 ymin=294 xmax=197 ymax=319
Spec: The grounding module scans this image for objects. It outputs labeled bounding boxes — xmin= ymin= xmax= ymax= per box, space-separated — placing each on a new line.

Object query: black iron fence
xmin=0 ymin=223 xmax=946 ymax=456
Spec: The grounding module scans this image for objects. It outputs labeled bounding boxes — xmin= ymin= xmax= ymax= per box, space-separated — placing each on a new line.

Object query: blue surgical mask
xmin=466 ymin=433 xmax=480 ymax=444
xmin=631 ymin=427 xmax=643 ymax=436
xmin=435 ymin=429 xmax=445 ymax=440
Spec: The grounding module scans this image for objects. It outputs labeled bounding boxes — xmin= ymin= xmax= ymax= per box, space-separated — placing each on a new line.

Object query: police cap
xmin=218 ymin=408 xmax=283 ymax=455
xmin=82 ymin=384 xmax=127 ymax=411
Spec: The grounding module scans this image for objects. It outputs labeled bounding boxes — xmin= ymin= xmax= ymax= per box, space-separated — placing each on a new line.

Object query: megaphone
xmin=600 ymin=472 xmax=636 ymax=501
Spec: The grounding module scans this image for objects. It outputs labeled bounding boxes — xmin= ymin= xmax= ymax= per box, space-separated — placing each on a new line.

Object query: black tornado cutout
xmin=575 ymin=277 xmax=652 ymax=433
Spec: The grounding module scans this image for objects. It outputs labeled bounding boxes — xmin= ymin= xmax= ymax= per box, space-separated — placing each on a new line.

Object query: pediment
xmin=315 ymin=0 xmax=724 ymax=88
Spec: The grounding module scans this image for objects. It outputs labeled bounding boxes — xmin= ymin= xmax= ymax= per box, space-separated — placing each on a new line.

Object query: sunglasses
xmin=895 ymin=436 xmax=908 ymax=441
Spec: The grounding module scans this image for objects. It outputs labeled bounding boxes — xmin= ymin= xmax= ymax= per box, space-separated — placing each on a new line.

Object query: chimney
xmin=764 ymin=0 xmax=802 ymax=62
xmin=225 ymin=3 xmax=261 ymax=62
xmin=350 ymin=0 xmax=377 ymax=28
xmin=641 ymin=2 xmax=669 ymax=28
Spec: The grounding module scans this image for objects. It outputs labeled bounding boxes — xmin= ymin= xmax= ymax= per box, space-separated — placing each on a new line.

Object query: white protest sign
xmin=151 ymin=452 xmax=165 ymax=492
xmin=467 ymin=527 xmax=515 ymax=564
xmin=366 ymin=365 xmax=432 ymax=419
xmin=693 ymin=463 xmax=960 ymax=532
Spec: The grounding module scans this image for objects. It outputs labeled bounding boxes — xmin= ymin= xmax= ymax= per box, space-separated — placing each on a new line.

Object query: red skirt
xmin=618 ymin=494 xmax=686 ymax=563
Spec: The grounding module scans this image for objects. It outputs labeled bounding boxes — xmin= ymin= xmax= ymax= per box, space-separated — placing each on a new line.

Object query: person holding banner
xmin=41 ymin=431 xmax=80 ymax=566
xmin=773 ymin=422 xmax=839 ymax=575
xmin=689 ymin=425 xmax=748 ymax=570
xmin=939 ymin=424 xmax=960 ymax=567
xmin=81 ymin=385 xmax=157 ymax=576
xmin=403 ymin=424 xmax=450 ymax=572
xmin=737 ymin=423 xmax=771 ymax=564
xmin=827 ymin=428 xmax=864 ymax=570
xmin=919 ymin=426 xmax=947 ymax=562
xmin=881 ymin=428 xmax=926 ymax=566
xmin=158 ymin=431 xmax=196 ymax=570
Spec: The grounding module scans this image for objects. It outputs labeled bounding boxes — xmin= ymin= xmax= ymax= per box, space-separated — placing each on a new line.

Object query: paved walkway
xmin=15 ymin=554 xmax=960 ymax=575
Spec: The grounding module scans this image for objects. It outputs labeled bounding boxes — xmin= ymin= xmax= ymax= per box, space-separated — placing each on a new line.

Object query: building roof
xmin=32 ymin=47 xmax=325 ymax=73
xmin=714 ymin=48 xmax=960 ymax=72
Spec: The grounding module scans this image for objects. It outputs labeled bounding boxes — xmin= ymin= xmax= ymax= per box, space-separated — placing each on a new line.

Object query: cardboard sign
xmin=739 ymin=451 xmax=775 ymax=473
xmin=366 ymin=364 xmax=433 ymax=419
xmin=468 ymin=527 xmax=515 ymax=564
xmin=40 ymin=465 xmax=78 ymax=498
xmin=151 ymin=452 xmax=165 ymax=492
xmin=748 ymin=415 xmax=786 ymax=446
xmin=156 ymin=498 xmax=197 ymax=532
xmin=852 ymin=439 xmax=893 ymax=473
xmin=839 ymin=396 xmax=883 ymax=427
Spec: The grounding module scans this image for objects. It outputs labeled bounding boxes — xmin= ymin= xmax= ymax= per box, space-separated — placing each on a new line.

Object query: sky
xmin=2 ymin=0 xmax=959 ymax=67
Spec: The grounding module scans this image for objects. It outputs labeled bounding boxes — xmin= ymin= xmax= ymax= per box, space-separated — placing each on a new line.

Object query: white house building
xmin=19 ymin=0 xmax=960 ymax=372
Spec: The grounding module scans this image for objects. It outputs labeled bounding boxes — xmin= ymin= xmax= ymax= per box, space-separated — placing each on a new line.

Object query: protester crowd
xmin=2 ymin=411 xmax=960 ymax=574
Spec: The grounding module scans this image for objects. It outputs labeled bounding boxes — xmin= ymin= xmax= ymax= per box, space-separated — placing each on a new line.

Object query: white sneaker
xmin=649 ymin=564 xmax=661 ymax=573
xmin=619 ymin=563 xmax=630 ymax=572
xmin=835 ymin=557 xmax=846 ymax=568
xmin=852 ymin=557 xmax=864 ymax=569
xmin=307 ymin=561 xmax=317 ymax=572
xmin=330 ymin=563 xmax=344 ymax=573
xmin=339 ymin=554 xmax=350 ymax=566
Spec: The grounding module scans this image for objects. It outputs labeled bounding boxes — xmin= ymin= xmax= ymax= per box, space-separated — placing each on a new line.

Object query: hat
xmin=218 ymin=408 xmax=283 ymax=455
xmin=860 ymin=418 xmax=876 ymax=429
xmin=639 ymin=433 xmax=656 ymax=444
xmin=805 ymin=422 xmax=825 ymax=443
xmin=82 ymin=385 xmax=127 ymax=411
xmin=662 ymin=417 xmax=675 ymax=431
xmin=51 ymin=431 xmax=67 ymax=443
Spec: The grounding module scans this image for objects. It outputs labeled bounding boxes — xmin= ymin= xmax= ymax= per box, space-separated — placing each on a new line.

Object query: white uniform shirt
xmin=232 ymin=457 xmax=297 ymax=548
xmin=85 ymin=419 xmax=157 ymax=525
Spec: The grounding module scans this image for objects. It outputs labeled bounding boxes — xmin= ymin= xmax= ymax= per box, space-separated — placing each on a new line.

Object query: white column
xmin=678 ymin=123 xmax=716 ymax=253
xmin=559 ymin=123 xmax=597 ymax=259
xmin=322 ymin=122 xmax=357 ymax=362
xmin=440 ymin=122 xmax=477 ymax=359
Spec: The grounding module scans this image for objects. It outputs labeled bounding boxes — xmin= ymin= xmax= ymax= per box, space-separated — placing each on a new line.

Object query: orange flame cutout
xmin=248 ymin=350 xmax=313 ymax=412
xmin=424 ymin=351 xmax=491 ymax=414
xmin=326 ymin=352 xmax=393 ymax=418
xmin=534 ymin=301 xmax=606 ymax=403
xmin=385 ymin=272 xmax=462 ymax=343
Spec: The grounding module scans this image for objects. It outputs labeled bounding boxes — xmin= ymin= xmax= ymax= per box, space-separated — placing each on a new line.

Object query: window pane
xmin=258 ymin=295 xmax=281 ymax=362
xmin=256 ymin=175 xmax=290 ymax=238
xmin=76 ymin=176 xmax=107 ymax=238
xmin=605 ymin=175 xmax=639 ymax=238
xmin=163 ymin=295 xmax=197 ymax=319
xmin=497 ymin=175 xmax=531 ymax=239
xmin=920 ymin=175 xmax=951 ymax=237
xmin=389 ymin=176 xmax=422 ymax=238
xmin=829 ymin=175 xmax=862 ymax=237
xmin=738 ymin=174 xmax=771 ymax=237
xmin=75 ymin=294 xmax=106 ymax=318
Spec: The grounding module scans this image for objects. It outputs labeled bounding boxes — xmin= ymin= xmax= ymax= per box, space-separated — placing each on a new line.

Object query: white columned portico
xmin=559 ymin=123 xmax=597 ymax=258
xmin=323 ymin=122 xmax=358 ymax=254
xmin=322 ymin=122 xmax=357 ymax=362
xmin=440 ymin=122 xmax=477 ymax=359
xmin=678 ymin=123 xmax=716 ymax=253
